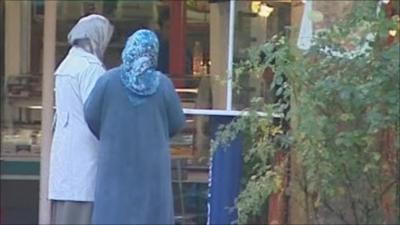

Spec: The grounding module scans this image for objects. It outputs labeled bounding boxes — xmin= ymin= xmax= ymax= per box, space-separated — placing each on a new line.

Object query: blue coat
xmin=84 ymin=67 xmax=185 ymax=224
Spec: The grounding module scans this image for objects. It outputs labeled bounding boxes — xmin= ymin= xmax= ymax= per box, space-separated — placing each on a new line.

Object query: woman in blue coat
xmin=84 ymin=29 xmax=185 ymax=224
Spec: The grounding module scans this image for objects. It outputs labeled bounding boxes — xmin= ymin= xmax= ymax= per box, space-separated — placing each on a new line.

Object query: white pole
xmin=226 ymin=0 xmax=235 ymax=111
xmin=39 ymin=1 xmax=57 ymax=224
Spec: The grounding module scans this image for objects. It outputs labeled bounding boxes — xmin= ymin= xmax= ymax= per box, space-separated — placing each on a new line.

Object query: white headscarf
xmin=68 ymin=14 xmax=114 ymax=60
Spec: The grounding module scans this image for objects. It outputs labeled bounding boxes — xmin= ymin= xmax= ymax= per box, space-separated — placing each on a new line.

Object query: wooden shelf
xmin=7 ymin=97 xmax=41 ymax=108
xmin=10 ymin=123 xmax=41 ymax=129
xmin=0 ymin=156 xmax=40 ymax=162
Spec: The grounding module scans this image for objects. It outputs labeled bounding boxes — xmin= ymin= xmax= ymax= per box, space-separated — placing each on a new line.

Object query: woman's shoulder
xmin=158 ymin=73 xmax=174 ymax=88
xmin=92 ymin=67 xmax=121 ymax=92
xmin=100 ymin=66 xmax=123 ymax=82
xmin=105 ymin=66 xmax=123 ymax=77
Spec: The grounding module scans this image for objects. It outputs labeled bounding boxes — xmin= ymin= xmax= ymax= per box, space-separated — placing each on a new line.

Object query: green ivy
xmin=213 ymin=2 xmax=399 ymax=224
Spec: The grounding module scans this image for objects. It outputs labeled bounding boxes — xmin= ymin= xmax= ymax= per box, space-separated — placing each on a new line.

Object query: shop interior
xmin=0 ymin=1 xmax=300 ymax=224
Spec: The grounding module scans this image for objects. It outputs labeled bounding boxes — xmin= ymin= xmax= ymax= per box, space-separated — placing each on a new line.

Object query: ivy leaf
xmin=275 ymin=75 xmax=284 ymax=85
xmin=372 ymin=152 xmax=381 ymax=161
xmin=276 ymin=87 xmax=283 ymax=96
xmin=308 ymin=10 xmax=324 ymax=23
xmin=339 ymin=89 xmax=351 ymax=100
xmin=339 ymin=113 xmax=354 ymax=121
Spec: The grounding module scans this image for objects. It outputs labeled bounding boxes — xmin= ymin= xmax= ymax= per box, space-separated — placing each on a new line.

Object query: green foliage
xmin=213 ymin=2 xmax=399 ymax=224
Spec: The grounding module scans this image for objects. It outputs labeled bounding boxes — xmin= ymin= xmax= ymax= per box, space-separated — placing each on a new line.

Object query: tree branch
xmin=342 ymin=165 xmax=360 ymax=224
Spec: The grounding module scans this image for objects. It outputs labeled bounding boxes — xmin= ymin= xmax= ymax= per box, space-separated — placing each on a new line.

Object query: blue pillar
xmin=207 ymin=115 xmax=243 ymax=225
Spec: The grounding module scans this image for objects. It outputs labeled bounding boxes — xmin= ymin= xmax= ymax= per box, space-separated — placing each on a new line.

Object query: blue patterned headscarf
xmin=121 ymin=29 xmax=161 ymax=105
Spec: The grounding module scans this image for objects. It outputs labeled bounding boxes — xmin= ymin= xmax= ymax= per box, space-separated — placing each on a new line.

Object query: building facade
xmin=5 ymin=0 xmax=397 ymax=224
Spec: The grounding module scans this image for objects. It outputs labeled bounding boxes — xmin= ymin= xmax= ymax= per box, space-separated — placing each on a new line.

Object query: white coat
xmin=48 ymin=47 xmax=106 ymax=201
xmin=48 ymin=14 xmax=113 ymax=202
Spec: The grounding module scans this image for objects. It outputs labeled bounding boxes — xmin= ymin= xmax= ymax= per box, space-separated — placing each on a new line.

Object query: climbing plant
xmin=213 ymin=1 xmax=399 ymax=224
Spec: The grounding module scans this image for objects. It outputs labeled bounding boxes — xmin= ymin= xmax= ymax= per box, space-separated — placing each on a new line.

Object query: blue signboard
xmin=207 ymin=115 xmax=243 ymax=225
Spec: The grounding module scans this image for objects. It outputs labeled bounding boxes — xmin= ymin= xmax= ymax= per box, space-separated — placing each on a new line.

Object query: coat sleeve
xmin=84 ymin=75 xmax=108 ymax=139
xmin=165 ymin=78 xmax=185 ymax=137
xmin=79 ymin=64 xmax=106 ymax=103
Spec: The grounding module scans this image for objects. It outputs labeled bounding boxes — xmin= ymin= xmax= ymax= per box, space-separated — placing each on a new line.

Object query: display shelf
xmin=8 ymin=123 xmax=41 ymax=129
xmin=7 ymin=97 xmax=41 ymax=108
xmin=0 ymin=151 xmax=40 ymax=160
xmin=0 ymin=156 xmax=40 ymax=162
xmin=0 ymin=174 xmax=40 ymax=180
xmin=0 ymin=159 xmax=40 ymax=181
xmin=173 ymin=172 xmax=208 ymax=184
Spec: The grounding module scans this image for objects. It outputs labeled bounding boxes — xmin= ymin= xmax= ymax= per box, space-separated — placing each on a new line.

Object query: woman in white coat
xmin=48 ymin=14 xmax=113 ymax=224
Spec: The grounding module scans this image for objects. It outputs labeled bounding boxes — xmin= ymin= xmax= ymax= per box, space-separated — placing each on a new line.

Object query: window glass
xmin=2 ymin=1 xmax=43 ymax=161
xmin=232 ymin=1 xmax=291 ymax=110
xmin=55 ymin=1 xmax=213 ymax=223
xmin=1 ymin=1 xmax=43 ymax=223
xmin=171 ymin=114 xmax=211 ymax=224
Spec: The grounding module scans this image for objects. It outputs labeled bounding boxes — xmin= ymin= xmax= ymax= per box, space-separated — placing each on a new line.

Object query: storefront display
xmin=2 ymin=76 xmax=42 ymax=159
xmin=2 ymin=1 xmax=43 ymax=160
xmin=1 ymin=1 xmax=303 ymax=224
xmin=1 ymin=1 xmax=212 ymax=224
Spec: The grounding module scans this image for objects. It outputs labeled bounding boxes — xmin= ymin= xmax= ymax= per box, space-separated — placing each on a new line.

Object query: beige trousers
xmin=51 ymin=200 xmax=93 ymax=225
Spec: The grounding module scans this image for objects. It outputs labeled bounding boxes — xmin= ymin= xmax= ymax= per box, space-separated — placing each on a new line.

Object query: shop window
xmin=2 ymin=1 xmax=43 ymax=162
xmin=1 ymin=1 xmax=298 ymax=223
xmin=56 ymin=1 xmax=174 ymax=69
xmin=1 ymin=1 xmax=42 ymax=223
xmin=232 ymin=1 xmax=291 ymax=110
xmin=54 ymin=1 xmax=212 ymax=224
